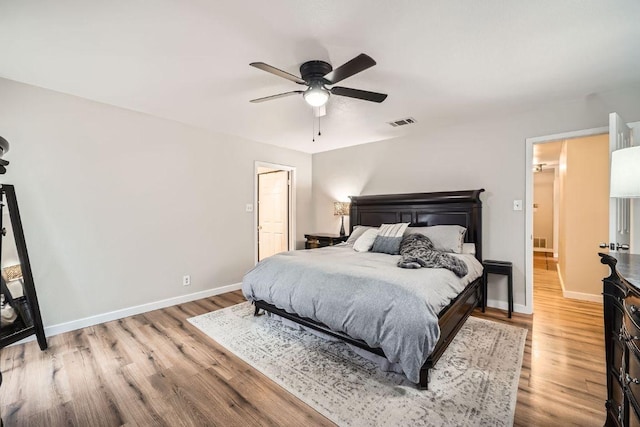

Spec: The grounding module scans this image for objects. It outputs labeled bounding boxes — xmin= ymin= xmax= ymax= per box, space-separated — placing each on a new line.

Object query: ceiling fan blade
xmin=250 ymin=62 xmax=306 ymax=85
xmin=330 ymin=87 xmax=387 ymax=103
xmin=250 ymin=91 xmax=304 ymax=103
xmin=323 ymin=54 xmax=376 ymax=85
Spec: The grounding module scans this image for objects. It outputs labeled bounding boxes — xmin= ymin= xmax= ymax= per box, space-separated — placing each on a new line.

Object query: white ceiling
xmin=1 ymin=1 xmax=639 ymax=154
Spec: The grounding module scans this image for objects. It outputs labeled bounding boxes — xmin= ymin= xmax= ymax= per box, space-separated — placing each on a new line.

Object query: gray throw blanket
xmin=398 ymin=234 xmax=468 ymax=277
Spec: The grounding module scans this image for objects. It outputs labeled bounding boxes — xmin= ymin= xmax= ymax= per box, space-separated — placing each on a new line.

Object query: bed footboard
xmin=252 ymin=276 xmax=481 ymax=390
xmin=418 ymin=276 xmax=482 ymax=389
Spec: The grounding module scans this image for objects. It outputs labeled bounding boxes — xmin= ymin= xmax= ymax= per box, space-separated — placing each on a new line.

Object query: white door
xmin=258 ymin=170 xmax=289 ymax=261
xmin=608 ymin=112 xmax=633 ymax=252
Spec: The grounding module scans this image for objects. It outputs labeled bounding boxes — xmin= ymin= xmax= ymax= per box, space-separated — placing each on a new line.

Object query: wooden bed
xmin=253 ymin=189 xmax=485 ymax=389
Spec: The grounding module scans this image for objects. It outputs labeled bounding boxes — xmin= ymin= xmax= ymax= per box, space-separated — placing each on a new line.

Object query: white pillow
xmin=404 ymin=225 xmax=467 ymax=253
xmin=353 ymin=229 xmax=379 ymax=252
xmin=346 ymin=225 xmax=376 ymax=244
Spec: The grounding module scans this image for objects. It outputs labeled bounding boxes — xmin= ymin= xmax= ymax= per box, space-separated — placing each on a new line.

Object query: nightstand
xmin=304 ymin=233 xmax=348 ymax=249
xmin=482 ymin=260 xmax=513 ymax=318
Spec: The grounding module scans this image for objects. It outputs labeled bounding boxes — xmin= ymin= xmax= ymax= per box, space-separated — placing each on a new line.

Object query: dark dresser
xmin=601 ymin=252 xmax=640 ymax=426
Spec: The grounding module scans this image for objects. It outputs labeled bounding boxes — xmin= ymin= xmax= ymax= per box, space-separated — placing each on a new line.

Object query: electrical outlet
xmin=183 ymin=275 xmax=191 ymax=286
xmin=246 ymin=203 xmax=254 ymax=212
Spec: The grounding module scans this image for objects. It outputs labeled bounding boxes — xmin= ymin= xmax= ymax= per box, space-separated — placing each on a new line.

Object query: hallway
xmin=476 ymin=252 xmax=606 ymax=425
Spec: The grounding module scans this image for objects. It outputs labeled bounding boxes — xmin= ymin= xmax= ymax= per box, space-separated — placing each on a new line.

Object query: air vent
xmin=533 ymin=237 xmax=547 ymax=249
xmin=387 ymin=117 xmax=417 ymax=127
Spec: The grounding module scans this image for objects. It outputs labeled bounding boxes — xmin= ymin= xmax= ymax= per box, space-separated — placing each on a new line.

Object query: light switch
xmin=513 ymin=200 xmax=523 ymax=211
xmin=246 ymin=204 xmax=254 ymax=212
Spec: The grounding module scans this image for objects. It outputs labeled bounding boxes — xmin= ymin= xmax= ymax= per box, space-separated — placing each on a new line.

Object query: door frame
xmin=254 ymin=161 xmax=296 ymax=265
xmin=524 ymin=126 xmax=608 ymax=314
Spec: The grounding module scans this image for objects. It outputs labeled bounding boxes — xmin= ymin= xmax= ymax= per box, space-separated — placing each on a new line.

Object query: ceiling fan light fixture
xmin=249 ymin=54 xmax=386 ymax=105
xmin=303 ymin=85 xmax=330 ymax=107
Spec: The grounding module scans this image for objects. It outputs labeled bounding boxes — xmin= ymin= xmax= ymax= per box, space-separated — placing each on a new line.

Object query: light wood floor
xmin=0 ymin=253 xmax=606 ymax=426
xmin=476 ymin=253 xmax=606 ymax=426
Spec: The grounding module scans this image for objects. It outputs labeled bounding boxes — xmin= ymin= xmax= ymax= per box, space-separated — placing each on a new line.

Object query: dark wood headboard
xmin=349 ymin=189 xmax=485 ymax=262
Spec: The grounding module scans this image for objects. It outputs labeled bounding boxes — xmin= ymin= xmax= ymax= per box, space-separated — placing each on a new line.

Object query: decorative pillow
xmin=397 ymin=234 xmax=468 ymax=277
xmin=404 ymin=225 xmax=467 ymax=253
xmin=371 ymin=223 xmax=410 ymax=255
xmin=346 ymin=225 xmax=376 ymax=244
xmin=353 ymin=229 xmax=379 ymax=252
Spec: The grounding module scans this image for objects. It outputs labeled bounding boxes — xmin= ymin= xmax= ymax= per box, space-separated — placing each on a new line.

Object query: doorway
xmin=525 ymin=126 xmax=609 ymax=314
xmin=525 ymin=116 xmax=639 ymax=313
xmin=254 ymin=162 xmax=296 ymax=263
xmin=532 ymin=143 xmax=560 ymax=257
xmin=531 ymin=134 xmax=609 ymax=305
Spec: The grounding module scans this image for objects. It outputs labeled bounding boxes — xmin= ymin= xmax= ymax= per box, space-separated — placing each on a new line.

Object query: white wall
xmin=632 ymin=128 xmax=640 ymax=254
xmin=633 ymin=200 xmax=640 ymax=254
xmin=312 ymin=83 xmax=640 ymax=312
xmin=0 ymin=78 xmax=312 ymax=326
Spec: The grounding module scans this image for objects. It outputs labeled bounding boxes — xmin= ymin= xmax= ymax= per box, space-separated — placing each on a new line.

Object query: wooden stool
xmin=482 ymin=260 xmax=513 ymax=318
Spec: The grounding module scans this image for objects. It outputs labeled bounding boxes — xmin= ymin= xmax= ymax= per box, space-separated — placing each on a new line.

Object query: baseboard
xmin=485 ymin=299 xmax=530 ymax=315
xmin=555 ymin=264 xmax=601 ymax=303
xmin=560 ymin=290 xmax=603 ymax=303
xmin=533 ymin=248 xmax=553 ymax=253
xmin=13 ymin=283 xmax=243 ymax=345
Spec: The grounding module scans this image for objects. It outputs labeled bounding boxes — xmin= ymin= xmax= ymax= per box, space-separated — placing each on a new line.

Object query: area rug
xmin=188 ymin=302 xmax=527 ymax=427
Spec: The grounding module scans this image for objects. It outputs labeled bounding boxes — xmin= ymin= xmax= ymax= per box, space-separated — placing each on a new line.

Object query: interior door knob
xmin=599 ymin=243 xmax=608 ymax=248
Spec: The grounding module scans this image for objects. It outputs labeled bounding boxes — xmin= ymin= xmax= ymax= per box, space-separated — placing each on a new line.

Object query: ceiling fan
xmin=249 ymin=53 xmax=387 ymax=107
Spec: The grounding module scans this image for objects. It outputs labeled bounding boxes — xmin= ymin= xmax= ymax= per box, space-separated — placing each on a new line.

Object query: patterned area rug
xmin=188 ymin=303 xmax=526 ymax=427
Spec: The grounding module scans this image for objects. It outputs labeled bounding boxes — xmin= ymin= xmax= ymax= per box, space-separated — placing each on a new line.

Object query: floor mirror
xmin=0 ymin=184 xmax=47 ymax=350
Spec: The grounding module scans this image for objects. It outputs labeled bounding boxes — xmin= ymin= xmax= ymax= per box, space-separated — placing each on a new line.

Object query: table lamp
xmin=334 ymin=202 xmax=350 ymax=236
xmin=611 ymin=146 xmax=640 ymax=198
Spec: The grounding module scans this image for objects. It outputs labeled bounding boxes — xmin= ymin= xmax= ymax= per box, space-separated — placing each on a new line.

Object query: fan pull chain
xmin=311 ymin=107 xmax=324 ymax=142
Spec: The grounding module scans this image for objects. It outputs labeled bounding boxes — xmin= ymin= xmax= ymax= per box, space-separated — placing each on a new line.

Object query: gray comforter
xmin=242 ymin=244 xmax=483 ymax=383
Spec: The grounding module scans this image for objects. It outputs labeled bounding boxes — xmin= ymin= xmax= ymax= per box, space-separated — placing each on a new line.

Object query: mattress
xmin=242 ymin=244 xmax=483 ymax=383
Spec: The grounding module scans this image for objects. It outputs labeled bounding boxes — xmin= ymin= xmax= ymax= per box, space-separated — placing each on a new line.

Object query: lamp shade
xmin=334 ymin=202 xmax=350 ymax=216
xmin=304 ymin=86 xmax=330 ymax=107
xmin=611 ymin=146 xmax=640 ymax=198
